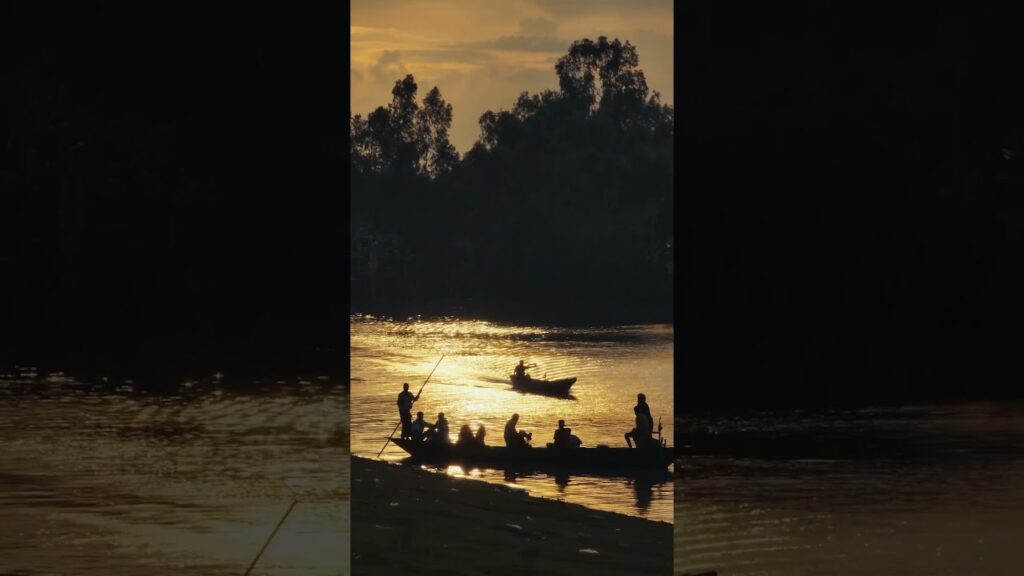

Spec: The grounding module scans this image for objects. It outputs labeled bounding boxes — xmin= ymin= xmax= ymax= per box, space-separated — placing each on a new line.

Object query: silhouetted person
xmin=397 ymin=383 xmax=420 ymax=440
xmin=504 ymin=413 xmax=532 ymax=448
xmin=427 ymin=412 xmax=449 ymax=445
xmin=625 ymin=392 xmax=655 ymax=448
xmin=514 ymin=360 xmax=526 ymax=378
xmin=475 ymin=424 xmax=487 ymax=446
xmin=410 ymin=411 xmax=427 ymax=443
xmin=552 ymin=419 xmax=576 ymax=448
xmin=456 ymin=424 xmax=475 ymax=447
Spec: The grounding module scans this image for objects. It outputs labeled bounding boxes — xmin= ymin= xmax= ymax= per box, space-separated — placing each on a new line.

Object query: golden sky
xmin=351 ymin=0 xmax=674 ymax=153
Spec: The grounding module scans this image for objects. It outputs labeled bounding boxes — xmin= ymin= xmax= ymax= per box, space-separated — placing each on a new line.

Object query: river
xmin=349 ymin=316 xmax=674 ymax=523
xmin=0 ymin=368 xmax=349 ymax=576
xmin=675 ymin=402 xmax=1024 ymax=575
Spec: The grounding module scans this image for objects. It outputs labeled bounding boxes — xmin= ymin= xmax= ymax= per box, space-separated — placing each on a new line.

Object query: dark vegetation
xmin=680 ymin=3 xmax=1024 ymax=411
xmin=350 ymin=37 xmax=674 ymax=324
xmin=2 ymin=4 xmax=346 ymax=381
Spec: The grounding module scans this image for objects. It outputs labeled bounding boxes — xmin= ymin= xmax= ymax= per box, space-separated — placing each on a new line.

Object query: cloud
xmin=505 ymin=65 xmax=558 ymax=88
xmin=369 ymin=50 xmax=408 ymax=84
xmin=351 ymin=68 xmax=364 ymax=82
xmin=403 ymin=47 xmax=495 ymax=65
xmin=524 ymin=0 xmax=672 ymax=18
xmin=465 ymin=35 xmax=568 ymax=52
xmin=519 ymin=16 xmax=558 ymax=37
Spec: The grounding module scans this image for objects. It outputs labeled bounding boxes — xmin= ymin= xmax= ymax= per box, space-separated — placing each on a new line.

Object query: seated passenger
xmin=426 ymin=412 xmax=450 ymax=445
xmin=410 ymin=411 xmax=427 ymax=443
xmin=552 ymin=419 xmax=573 ymax=448
xmin=456 ymin=424 xmax=475 ymax=447
xmin=503 ymin=413 xmax=532 ymax=448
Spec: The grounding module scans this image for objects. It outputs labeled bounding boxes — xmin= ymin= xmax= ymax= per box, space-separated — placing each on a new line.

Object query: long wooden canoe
xmin=390 ymin=437 xmax=672 ymax=471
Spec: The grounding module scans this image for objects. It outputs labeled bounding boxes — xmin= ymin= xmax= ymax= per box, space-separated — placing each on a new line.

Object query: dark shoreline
xmin=352 ymin=456 xmax=672 ymax=575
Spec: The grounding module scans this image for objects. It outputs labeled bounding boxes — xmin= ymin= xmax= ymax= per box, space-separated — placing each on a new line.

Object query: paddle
xmin=376 ymin=354 xmax=445 ymax=458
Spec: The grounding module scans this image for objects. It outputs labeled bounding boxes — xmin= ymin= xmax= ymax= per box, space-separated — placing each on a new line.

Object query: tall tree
xmin=416 ymin=87 xmax=458 ymax=178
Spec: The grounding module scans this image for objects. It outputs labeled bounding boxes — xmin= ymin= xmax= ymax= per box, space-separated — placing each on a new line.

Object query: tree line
xmin=350 ymin=37 xmax=675 ymax=324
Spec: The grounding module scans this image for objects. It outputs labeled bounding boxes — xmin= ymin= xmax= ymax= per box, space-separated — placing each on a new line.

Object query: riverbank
xmin=352 ymin=456 xmax=672 ymax=575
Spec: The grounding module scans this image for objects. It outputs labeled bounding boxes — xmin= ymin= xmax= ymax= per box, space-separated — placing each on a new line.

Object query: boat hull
xmin=509 ymin=374 xmax=576 ymax=396
xmin=390 ymin=438 xmax=672 ymax=471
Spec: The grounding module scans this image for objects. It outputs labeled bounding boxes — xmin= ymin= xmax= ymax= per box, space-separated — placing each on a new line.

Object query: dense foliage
xmin=350 ymin=38 xmax=675 ymax=323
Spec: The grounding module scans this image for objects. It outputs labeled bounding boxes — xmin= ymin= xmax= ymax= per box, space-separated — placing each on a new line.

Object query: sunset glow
xmin=351 ymin=0 xmax=674 ymax=152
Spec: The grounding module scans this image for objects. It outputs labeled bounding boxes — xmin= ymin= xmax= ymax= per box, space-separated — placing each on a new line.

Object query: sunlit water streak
xmin=676 ymin=403 xmax=1024 ymax=575
xmin=0 ymin=369 xmax=349 ymax=576
xmin=350 ymin=316 xmax=674 ymax=522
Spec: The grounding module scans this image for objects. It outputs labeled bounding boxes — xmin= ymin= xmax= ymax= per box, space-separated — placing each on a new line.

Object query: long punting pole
xmin=376 ymin=354 xmax=445 ymax=458
xmin=244 ymin=499 xmax=299 ymax=576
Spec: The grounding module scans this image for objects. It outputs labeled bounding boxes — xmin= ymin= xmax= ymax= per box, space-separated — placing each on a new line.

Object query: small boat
xmin=509 ymin=374 xmax=576 ymax=396
xmin=390 ymin=437 xmax=672 ymax=471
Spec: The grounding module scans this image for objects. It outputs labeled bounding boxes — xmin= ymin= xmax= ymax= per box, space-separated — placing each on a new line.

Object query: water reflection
xmin=418 ymin=462 xmax=672 ymax=516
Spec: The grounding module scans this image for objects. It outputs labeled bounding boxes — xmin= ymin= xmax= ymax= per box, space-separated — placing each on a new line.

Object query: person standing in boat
xmin=504 ymin=413 xmax=532 ymax=448
xmin=625 ymin=393 xmax=655 ymax=448
xmin=397 ymin=382 xmax=420 ymax=440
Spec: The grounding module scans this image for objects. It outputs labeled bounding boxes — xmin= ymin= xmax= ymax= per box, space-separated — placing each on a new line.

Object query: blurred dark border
xmin=678 ymin=3 xmax=1024 ymax=413
xmin=2 ymin=3 xmax=350 ymax=384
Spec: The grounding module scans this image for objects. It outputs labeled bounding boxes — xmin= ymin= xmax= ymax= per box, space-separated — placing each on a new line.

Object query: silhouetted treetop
xmin=556 ymin=37 xmax=649 ymax=114
xmin=350 ymin=75 xmax=459 ymax=180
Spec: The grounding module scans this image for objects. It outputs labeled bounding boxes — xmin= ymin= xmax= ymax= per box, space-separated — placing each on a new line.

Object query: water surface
xmin=676 ymin=403 xmax=1024 ymax=575
xmin=350 ymin=316 xmax=674 ymax=523
xmin=0 ymin=368 xmax=349 ymax=576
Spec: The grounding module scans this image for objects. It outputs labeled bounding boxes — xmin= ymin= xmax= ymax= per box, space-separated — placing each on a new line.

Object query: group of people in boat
xmin=396 ymin=369 xmax=661 ymax=449
xmin=401 ymin=410 xmax=453 ymax=444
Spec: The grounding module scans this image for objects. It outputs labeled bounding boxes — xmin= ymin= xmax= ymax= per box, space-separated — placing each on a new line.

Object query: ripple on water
xmin=675 ymin=405 xmax=1024 ymax=576
xmin=0 ymin=374 xmax=349 ymax=576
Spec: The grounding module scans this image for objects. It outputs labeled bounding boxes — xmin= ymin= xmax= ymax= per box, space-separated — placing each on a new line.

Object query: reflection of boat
xmin=509 ymin=374 xmax=576 ymax=396
xmin=391 ymin=438 xmax=672 ymax=471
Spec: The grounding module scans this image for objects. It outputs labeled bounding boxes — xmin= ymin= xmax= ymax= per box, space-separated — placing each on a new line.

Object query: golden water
xmin=0 ymin=369 xmax=349 ymax=575
xmin=350 ymin=316 xmax=674 ymax=522
xmin=676 ymin=403 xmax=1024 ymax=575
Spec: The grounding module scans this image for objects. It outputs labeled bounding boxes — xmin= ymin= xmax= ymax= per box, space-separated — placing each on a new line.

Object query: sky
xmin=351 ymin=0 xmax=674 ymax=153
